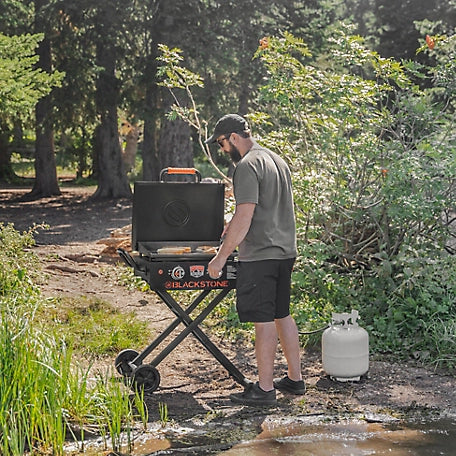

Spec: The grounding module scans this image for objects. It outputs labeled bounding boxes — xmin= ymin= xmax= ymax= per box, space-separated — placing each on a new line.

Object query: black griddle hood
xmin=132 ymin=168 xmax=225 ymax=251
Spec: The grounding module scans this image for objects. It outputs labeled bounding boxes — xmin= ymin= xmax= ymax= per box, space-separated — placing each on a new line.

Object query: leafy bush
xmin=157 ymin=26 xmax=456 ymax=370
xmin=0 ymin=222 xmax=41 ymax=296
xmin=252 ymin=27 xmax=456 ymax=369
xmin=362 ymin=247 xmax=456 ymax=368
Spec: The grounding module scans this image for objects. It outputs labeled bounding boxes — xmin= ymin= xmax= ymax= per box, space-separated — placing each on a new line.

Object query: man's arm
xmin=207 ymin=202 xmax=255 ymax=278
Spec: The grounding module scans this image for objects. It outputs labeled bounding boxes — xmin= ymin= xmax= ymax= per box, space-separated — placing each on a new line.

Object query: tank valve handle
xmin=332 ymin=310 xmax=360 ymax=327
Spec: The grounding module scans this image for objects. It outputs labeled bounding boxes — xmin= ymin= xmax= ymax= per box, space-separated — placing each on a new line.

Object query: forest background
xmin=1 ymin=0 xmax=456 ymax=370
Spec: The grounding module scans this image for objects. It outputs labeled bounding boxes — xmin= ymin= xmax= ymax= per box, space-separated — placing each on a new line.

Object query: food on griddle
xmin=157 ymin=246 xmax=192 ymax=255
xmin=196 ymin=245 xmax=218 ymax=254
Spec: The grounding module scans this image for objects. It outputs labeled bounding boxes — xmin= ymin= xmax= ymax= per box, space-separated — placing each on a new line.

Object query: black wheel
xmin=115 ymin=349 xmax=140 ymax=376
xmin=133 ymin=364 xmax=161 ymax=393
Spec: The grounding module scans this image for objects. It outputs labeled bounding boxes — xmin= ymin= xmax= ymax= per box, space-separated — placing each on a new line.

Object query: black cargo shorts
xmin=235 ymin=258 xmax=295 ymax=323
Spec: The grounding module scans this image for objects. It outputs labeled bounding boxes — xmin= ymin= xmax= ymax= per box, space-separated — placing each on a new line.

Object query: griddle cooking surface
xmin=137 ymin=241 xmax=221 ymax=259
xmin=144 ymin=252 xmax=217 ymax=260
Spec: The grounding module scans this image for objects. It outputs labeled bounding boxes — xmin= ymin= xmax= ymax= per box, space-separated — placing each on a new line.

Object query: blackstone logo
xmin=164 ymin=280 xmax=229 ymax=289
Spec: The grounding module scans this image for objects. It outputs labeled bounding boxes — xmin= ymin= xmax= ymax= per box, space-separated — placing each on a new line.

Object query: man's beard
xmin=228 ymin=143 xmax=242 ymax=163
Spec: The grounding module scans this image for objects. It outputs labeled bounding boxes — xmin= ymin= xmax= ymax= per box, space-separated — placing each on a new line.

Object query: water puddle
xmin=67 ymin=415 xmax=456 ymax=455
xmin=219 ymin=418 xmax=456 ymax=456
xmin=140 ymin=416 xmax=456 ymax=456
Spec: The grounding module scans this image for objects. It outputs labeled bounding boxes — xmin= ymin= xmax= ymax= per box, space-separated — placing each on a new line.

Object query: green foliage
xmin=0 ymin=225 xmax=69 ymax=454
xmin=157 ymin=44 xmax=204 ymax=92
xmin=157 ymin=44 xmax=230 ymax=182
xmin=158 ymin=402 xmax=169 ymax=427
xmin=0 ymin=224 xmax=151 ymax=454
xmin=363 ymin=247 xmax=456 ymax=369
xmin=0 ymin=33 xmax=63 ymax=123
xmin=153 ymin=25 xmax=456 ymax=370
xmin=91 ymin=372 xmax=138 ymax=453
xmin=0 ymin=301 xmax=72 ymax=454
xmin=252 ymin=27 xmax=456 ymax=369
xmin=0 ymin=222 xmax=41 ymax=296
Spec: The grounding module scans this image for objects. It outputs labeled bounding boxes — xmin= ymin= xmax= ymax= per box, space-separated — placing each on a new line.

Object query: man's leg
xmin=254 ymin=321 xmax=278 ymax=391
xmin=275 ymin=315 xmax=302 ymax=381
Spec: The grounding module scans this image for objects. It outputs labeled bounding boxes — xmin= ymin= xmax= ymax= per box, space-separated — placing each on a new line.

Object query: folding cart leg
xmin=130 ymin=290 xmax=211 ymax=366
xmin=152 ymin=288 xmax=252 ymax=388
xmin=115 ymin=291 xmax=210 ymax=379
xmin=115 ymin=288 xmax=252 ymax=392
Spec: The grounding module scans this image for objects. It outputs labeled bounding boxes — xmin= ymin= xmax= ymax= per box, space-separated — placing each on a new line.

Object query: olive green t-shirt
xmin=232 ymin=143 xmax=297 ymax=261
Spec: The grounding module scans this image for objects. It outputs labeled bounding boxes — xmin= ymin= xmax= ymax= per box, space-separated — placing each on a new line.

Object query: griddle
xmin=116 ymin=168 xmax=251 ymax=393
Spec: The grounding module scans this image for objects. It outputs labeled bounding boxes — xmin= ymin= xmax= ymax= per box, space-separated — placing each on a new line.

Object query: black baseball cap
xmin=205 ymin=114 xmax=250 ymax=144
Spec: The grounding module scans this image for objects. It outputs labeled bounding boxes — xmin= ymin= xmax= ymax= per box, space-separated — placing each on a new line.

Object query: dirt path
xmin=1 ymin=186 xmax=455 ymax=430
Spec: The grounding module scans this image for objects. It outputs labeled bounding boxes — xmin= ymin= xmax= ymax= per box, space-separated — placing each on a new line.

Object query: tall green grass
xmin=0 ymin=223 xmax=148 ymax=454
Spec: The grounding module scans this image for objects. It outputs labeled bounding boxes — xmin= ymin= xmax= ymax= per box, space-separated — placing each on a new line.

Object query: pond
xmin=111 ymin=414 xmax=456 ymax=456
xmin=217 ymin=418 xmax=456 ymax=456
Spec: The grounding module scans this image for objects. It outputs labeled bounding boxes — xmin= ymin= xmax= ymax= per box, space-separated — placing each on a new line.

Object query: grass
xmin=1 ymin=297 xmax=76 ymax=454
xmin=0 ymin=223 xmax=152 ymax=454
xmin=40 ymin=295 xmax=151 ymax=356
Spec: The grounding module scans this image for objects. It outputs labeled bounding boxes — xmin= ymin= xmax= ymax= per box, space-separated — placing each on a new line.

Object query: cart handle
xmin=159 ymin=167 xmax=202 ymax=182
xmin=117 ymin=248 xmax=142 ymax=271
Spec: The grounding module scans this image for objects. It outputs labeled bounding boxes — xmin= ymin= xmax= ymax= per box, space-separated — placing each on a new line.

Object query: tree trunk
xmin=142 ymin=82 xmax=161 ymax=181
xmin=30 ymin=3 xmax=60 ymax=198
xmin=92 ymin=41 xmax=131 ymax=199
xmin=32 ymin=92 xmax=60 ymax=197
xmin=141 ymin=29 xmax=162 ymax=182
xmin=0 ymin=122 xmax=15 ymax=182
xmin=157 ymin=95 xmax=193 ymax=179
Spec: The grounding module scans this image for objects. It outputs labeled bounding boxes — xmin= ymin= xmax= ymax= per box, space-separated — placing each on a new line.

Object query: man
xmin=206 ymin=113 xmax=305 ymax=406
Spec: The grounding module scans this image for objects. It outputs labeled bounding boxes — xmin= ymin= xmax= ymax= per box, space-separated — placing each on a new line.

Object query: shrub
xmin=0 ymin=222 xmax=41 ymax=297
xmin=156 ymin=26 xmax=456 ymax=370
xmin=252 ymin=27 xmax=456 ymax=368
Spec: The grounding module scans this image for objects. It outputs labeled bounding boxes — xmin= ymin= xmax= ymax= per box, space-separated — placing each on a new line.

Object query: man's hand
xmin=208 ymin=255 xmax=225 ymax=279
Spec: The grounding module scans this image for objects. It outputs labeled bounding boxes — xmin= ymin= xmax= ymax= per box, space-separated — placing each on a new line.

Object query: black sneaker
xmin=273 ymin=375 xmax=306 ymax=395
xmin=229 ymin=382 xmax=277 ymax=406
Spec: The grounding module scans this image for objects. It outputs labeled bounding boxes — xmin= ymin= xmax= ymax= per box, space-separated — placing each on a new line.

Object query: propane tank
xmin=322 ymin=310 xmax=369 ymax=382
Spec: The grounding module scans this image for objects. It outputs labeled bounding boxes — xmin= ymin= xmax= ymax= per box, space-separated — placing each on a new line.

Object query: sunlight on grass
xmin=40 ymin=295 xmax=152 ymax=356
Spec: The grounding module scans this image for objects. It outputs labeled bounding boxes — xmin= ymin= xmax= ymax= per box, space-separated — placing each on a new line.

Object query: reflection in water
xmin=219 ymin=419 xmax=456 ymax=456
xmin=67 ymin=433 xmax=171 ymax=456
xmin=71 ymin=417 xmax=456 ymax=455
xmin=131 ymin=435 xmax=171 ymax=455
